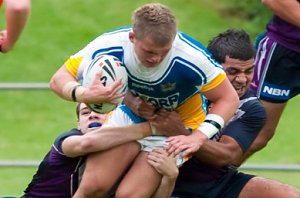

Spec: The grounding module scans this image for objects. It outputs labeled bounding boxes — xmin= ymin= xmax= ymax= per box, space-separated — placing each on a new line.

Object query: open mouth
xmin=88 ymin=122 xmax=102 ymax=128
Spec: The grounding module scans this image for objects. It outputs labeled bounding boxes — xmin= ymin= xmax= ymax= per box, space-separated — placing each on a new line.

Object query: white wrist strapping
xmin=62 ymin=81 xmax=80 ymax=101
xmin=198 ymin=114 xmax=225 ymax=138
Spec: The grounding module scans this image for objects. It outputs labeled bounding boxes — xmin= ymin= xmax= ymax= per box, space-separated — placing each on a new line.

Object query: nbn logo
xmin=261 ymin=83 xmax=290 ymax=100
xmin=263 ymin=86 xmax=290 ymax=96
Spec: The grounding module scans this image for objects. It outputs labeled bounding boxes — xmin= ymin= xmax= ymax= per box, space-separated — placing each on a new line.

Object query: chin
xmin=235 ymin=88 xmax=245 ymax=97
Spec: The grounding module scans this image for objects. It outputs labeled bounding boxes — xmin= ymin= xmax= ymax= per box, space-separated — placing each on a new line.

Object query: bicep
xmin=203 ymin=77 xmax=236 ymax=103
xmin=202 ymin=78 xmax=239 ymax=122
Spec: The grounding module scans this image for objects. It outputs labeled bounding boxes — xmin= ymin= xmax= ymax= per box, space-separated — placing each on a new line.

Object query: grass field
xmin=0 ymin=0 xmax=299 ymax=196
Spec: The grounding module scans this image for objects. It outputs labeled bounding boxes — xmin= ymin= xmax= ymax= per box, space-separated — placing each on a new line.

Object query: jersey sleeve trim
xmin=64 ymin=56 xmax=84 ymax=78
xmin=201 ymin=72 xmax=226 ymax=92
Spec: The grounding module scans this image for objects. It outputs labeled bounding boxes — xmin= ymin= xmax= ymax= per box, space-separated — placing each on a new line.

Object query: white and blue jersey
xmin=64 ymin=27 xmax=225 ymax=129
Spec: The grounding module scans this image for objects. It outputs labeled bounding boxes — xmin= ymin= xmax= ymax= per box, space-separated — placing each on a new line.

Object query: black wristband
xmin=71 ymin=85 xmax=80 ymax=102
xmin=204 ymin=119 xmax=222 ymax=130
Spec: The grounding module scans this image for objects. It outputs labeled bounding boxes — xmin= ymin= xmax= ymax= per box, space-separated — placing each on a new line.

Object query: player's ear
xmin=129 ymin=32 xmax=135 ymax=43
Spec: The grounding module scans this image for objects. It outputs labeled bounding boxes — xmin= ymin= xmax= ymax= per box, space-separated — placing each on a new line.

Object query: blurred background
xmin=0 ymin=0 xmax=299 ymax=196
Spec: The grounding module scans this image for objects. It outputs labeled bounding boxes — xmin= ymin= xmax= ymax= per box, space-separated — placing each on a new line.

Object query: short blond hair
xmin=132 ymin=3 xmax=177 ymax=46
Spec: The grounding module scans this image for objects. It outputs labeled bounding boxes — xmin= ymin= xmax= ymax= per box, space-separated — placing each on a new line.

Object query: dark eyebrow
xmin=226 ymin=65 xmax=254 ymax=71
xmin=80 ymin=107 xmax=90 ymax=112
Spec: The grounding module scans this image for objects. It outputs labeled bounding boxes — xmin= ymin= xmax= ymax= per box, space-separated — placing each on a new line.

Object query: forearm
xmin=262 ymin=0 xmax=300 ymax=28
xmin=193 ymin=136 xmax=242 ymax=167
xmin=49 ymin=65 xmax=84 ymax=102
xmin=87 ymin=123 xmax=152 ymax=150
xmin=63 ymin=123 xmax=152 ymax=157
xmin=5 ymin=0 xmax=31 ymax=47
xmin=193 ymin=141 xmax=232 ymax=167
xmin=152 ymin=176 xmax=177 ymax=198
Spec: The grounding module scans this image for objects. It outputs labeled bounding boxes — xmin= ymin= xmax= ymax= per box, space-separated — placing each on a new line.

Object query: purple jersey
xmin=173 ymin=90 xmax=266 ymax=197
xmin=266 ymin=15 xmax=300 ymax=53
xmin=22 ymin=129 xmax=85 ymax=198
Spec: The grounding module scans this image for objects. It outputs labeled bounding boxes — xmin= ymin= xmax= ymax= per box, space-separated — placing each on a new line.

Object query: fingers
xmin=93 ymin=70 xmax=103 ymax=85
xmin=147 ymin=149 xmax=166 ymax=166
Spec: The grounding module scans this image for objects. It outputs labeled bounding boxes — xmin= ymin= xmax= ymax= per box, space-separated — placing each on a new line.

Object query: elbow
xmin=49 ymin=75 xmax=57 ymax=92
xmin=49 ymin=75 xmax=60 ymax=96
xmin=8 ymin=1 xmax=31 ymax=13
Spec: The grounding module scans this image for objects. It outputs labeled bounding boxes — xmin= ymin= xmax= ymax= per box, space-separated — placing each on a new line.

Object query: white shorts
xmin=137 ymin=135 xmax=188 ymax=167
xmin=103 ymin=105 xmax=188 ymax=167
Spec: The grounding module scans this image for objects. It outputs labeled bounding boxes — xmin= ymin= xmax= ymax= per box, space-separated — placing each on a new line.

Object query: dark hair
xmin=207 ymin=29 xmax=255 ymax=64
xmin=76 ymin=103 xmax=81 ymax=120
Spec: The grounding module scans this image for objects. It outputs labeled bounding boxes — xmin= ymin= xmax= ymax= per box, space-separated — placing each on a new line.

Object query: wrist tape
xmin=198 ymin=114 xmax=224 ymax=138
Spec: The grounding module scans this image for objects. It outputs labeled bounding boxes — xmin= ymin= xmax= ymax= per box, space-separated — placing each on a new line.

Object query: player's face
xmin=223 ymin=56 xmax=254 ymax=97
xmin=77 ymin=103 xmax=107 ymax=133
xmin=130 ymin=32 xmax=172 ymax=68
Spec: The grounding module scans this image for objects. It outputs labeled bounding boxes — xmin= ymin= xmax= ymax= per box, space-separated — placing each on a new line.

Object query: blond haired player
xmin=50 ymin=3 xmax=238 ymax=197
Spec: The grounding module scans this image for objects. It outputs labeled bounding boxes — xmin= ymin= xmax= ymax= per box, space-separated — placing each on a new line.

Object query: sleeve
xmin=201 ymin=71 xmax=226 ymax=92
xmin=222 ymin=100 xmax=266 ymax=152
xmin=64 ymin=56 xmax=84 ymax=78
xmin=53 ymin=128 xmax=82 ymax=154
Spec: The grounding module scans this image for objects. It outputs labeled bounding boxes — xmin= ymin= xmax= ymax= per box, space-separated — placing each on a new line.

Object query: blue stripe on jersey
xmin=127 ymin=58 xmax=203 ymax=109
xmin=128 ymin=56 xmax=207 ymax=85
xmin=178 ymin=32 xmax=223 ymax=69
xmin=92 ymin=47 xmax=124 ymax=63
xmin=119 ymin=104 xmax=146 ymax=124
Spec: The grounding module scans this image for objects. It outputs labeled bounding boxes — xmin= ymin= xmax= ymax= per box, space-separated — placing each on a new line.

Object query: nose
xmin=234 ymin=74 xmax=247 ymax=83
xmin=89 ymin=111 xmax=100 ymax=119
xmin=149 ymin=55 xmax=162 ymax=64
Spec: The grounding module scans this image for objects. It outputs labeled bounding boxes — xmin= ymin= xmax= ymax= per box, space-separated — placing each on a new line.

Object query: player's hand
xmin=147 ymin=149 xmax=178 ymax=179
xmin=166 ymin=133 xmax=207 ymax=157
xmin=123 ymin=91 xmax=156 ymax=120
xmin=150 ymin=109 xmax=189 ymax=136
xmin=82 ymin=70 xmax=125 ymax=104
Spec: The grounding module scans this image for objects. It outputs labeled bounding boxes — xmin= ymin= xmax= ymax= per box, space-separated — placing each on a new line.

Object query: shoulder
xmin=239 ymin=91 xmax=266 ymax=118
xmin=173 ymin=32 xmax=213 ymax=60
xmin=54 ymin=128 xmax=82 ymax=147
xmin=172 ymin=32 xmax=223 ymax=77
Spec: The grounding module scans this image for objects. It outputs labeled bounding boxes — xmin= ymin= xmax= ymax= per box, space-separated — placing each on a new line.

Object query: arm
xmin=262 ymin=0 xmax=300 ymax=28
xmin=0 ymin=0 xmax=31 ymax=52
xmin=151 ymin=108 xmax=243 ymax=167
xmin=49 ymin=65 xmax=124 ymax=103
xmin=62 ymin=122 xmax=152 ymax=157
xmin=194 ymin=135 xmax=243 ymax=167
xmin=203 ymin=77 xmax=239 ymax=125
xmin=195 ymin=98 xmax=266 ymax=167
xmin=147 ymin=149 xmax=178 ymax=198
xmin=167 ymin=78 xmax=239 ymax=156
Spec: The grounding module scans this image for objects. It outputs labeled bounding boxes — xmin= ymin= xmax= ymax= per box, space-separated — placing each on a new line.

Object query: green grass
xmin=0 ymin=0 xmax=299 ymax=196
